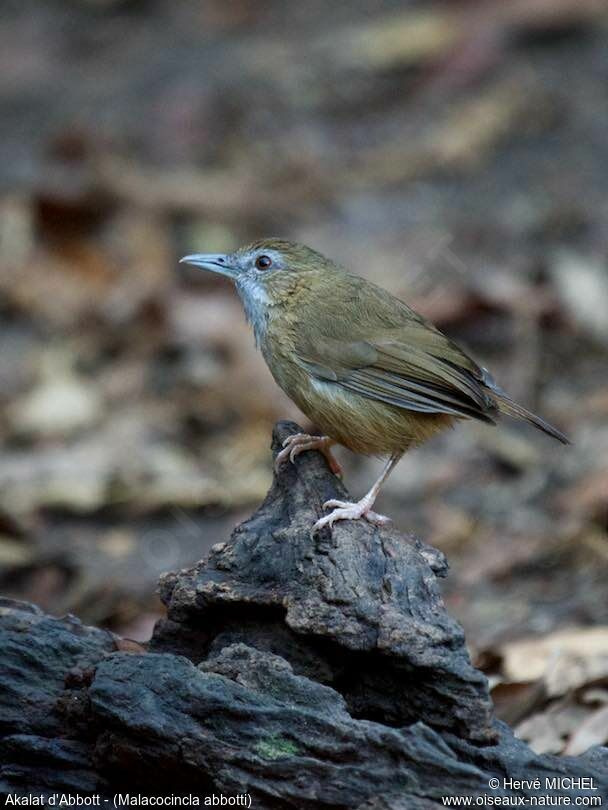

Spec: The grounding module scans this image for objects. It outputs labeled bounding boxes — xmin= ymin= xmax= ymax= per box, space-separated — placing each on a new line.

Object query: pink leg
xmin=275 ymin=433 xmax=343 ymax=477
xmin=312 ymin=454 xmax=402 ymax=534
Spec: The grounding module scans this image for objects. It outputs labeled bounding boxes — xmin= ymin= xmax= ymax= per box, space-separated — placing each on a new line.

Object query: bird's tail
xmin=494 ymin=393 xmax=570 ymax=445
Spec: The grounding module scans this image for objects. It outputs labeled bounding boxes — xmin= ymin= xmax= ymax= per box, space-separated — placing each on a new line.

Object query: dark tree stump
xmin=1 ymin=422 xmax=606 ymax=807
xmin=155 ymin=421 xmax=491 ymax=743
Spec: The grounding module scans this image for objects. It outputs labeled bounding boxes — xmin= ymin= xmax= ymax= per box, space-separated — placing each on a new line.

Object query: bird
xmin=180 ymin=239 xmax=569 ymax=534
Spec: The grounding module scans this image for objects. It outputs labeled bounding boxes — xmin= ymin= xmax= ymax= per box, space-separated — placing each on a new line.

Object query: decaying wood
xmin=0 ymin=421 xmax=606 ymax=807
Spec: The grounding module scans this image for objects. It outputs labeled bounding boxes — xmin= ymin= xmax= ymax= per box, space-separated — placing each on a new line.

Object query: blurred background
xmin=1 ymin=0 xmax=607 ymax=754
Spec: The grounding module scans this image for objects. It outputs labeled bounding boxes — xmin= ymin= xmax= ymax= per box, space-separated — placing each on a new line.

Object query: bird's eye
xmin=255 ymin=255 xmax=272 ymax=270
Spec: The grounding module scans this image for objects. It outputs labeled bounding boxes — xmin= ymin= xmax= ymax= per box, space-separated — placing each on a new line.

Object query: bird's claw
xmin=312 ymin=499 xmax=392 ymax=534
xmin=275 ymin=433 xmax=343 ymax=476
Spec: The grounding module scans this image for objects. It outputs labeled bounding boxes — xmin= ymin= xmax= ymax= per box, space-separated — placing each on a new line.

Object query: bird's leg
xmin=275 ymin=433 xmax=343 ymax=477
xmin=312 ymin=453 xmax=402 ymax=534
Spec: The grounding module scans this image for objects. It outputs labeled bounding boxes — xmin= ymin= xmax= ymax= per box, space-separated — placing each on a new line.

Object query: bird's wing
xmin=295 ymin=313 xmax=498 ymax=423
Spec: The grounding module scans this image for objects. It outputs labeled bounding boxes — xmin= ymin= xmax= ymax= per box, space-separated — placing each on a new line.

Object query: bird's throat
xmin=236 ymin=276 xmax=271 ymax=347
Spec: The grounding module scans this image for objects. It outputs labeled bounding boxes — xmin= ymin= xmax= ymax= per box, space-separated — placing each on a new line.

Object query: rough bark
xmin=1 ymin=421 xmax=606 ymax=807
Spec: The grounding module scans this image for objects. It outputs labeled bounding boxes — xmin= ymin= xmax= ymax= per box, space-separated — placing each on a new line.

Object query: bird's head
xmin=181 ymin=238 xmax=330 ymax=287
xmin=180 ymin=238 xmax=334 ymax=341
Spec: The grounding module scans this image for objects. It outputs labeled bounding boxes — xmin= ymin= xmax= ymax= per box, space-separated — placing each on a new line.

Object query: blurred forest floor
xmin=1 ymin=0 xmax=608 ymax=755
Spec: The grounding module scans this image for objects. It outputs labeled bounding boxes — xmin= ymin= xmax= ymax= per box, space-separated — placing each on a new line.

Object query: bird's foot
xmin=312 ymin=498 xmax=391 ymax=534
xmin=275 ymin=433 xmax=343 ymax=476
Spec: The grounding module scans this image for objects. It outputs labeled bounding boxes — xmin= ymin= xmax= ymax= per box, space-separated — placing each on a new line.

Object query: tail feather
xmin=494 ymin=393 xmax=570 ymax=445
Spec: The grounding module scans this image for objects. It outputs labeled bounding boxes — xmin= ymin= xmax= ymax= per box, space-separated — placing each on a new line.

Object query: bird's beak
xmin=179 ymin=253 xmax=238 ymax=279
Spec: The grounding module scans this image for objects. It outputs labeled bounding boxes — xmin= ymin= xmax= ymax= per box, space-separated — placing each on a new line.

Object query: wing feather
xmin=296 ymin=330 xmax=497 ymax=423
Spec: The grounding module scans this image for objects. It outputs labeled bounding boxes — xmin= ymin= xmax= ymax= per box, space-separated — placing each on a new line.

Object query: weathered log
xmin=0 ymin=421 xmax=606 ymax=807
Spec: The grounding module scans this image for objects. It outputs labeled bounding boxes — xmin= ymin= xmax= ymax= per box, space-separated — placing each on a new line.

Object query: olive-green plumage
xmin=181 ymin=238 xmax=568 ymax=530
xmin=258 ymin=259 xmax=458 ymax=455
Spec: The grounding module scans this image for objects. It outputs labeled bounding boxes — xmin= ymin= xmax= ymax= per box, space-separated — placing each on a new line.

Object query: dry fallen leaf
xmin=331 ymin=10 xmax=462 ymax=71
xmin=0 ymin=536 xmax=33 ymax=567
xmin=515 ymin=701 xmax=589 ymax=755
xmin=550 ymin=252 xmax=608 ymax=345
xmin=564 ymin=705 xmax=608 ymax=756
xmin=490 ymin=679 xmax=546 ymax=726
xmin=501 ymin=627 xmax=608 ymax=697
xmin=9 ymin=351 xmax=102 ymax=439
